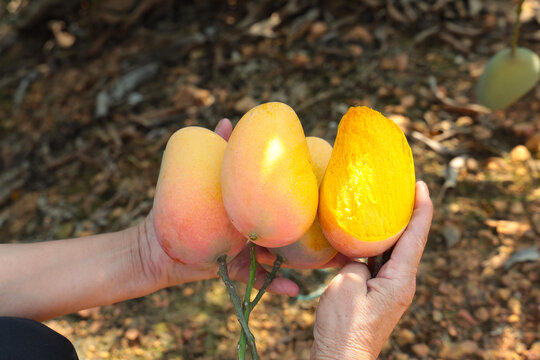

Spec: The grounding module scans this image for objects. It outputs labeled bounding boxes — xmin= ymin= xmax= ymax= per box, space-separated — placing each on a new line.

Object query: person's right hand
xmin=311 ymin=181 xmax=433 ymax=359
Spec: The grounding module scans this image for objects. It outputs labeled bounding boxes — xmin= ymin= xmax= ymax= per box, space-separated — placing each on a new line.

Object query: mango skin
xmin=268 ymin=137 xmax=337 ymax=269
xmin=476 ymin=47 xmax=540 ymax=111
xmin=319 ymin=107 xmax=415 ymax=258
xmin=153 ymin=127 xmax=246 ymax=266
xmin=221 ymin=102 xmax=318 ymax=248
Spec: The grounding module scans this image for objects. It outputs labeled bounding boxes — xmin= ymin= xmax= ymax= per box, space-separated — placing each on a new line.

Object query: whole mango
xmin=153 ymin=127 xmax=246 ymax=266
xmin=319 ymin=107 xmax=416 ymax=258
xmin=267 ymin=137 xmax=337 ymax=269
xmin=221 ymin=102 xmax=318 ymax=248
xmin=476 ymin=47 xmax=540 ymax=111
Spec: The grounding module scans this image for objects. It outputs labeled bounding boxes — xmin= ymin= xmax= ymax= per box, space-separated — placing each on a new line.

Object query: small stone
xmin=347 ymin=44 xmax=363 ymax=58
xmin=510 ymin=145 xmax=531 ymax=162
xmin=425 ymin=274 xmax=439 ymax=287
xmin=456 ymin=116 xmax=473 ymax=127
xmin=526 ymin=133 xmax=540 ymax=154
xmin=308 ymin=21 xmax=328 ymax=40
xmin=343 ymin=25 xmax=373 ymax=43
xmin=234 ymin=95 xmax=257 ymax=114
xmin=475 ymin=307 xmax=490 ymax=322
xmin=434 ymin=258 xmax=447 ymax=270
xmin=466 ymin=158 xmax=479 ymax=172
xmin=474 ymin=125 xmax=492 ymax=140
xmin=400 ymin=94 xmax=416 ymax=108
xmin=510 ymin=202 xmax=525 ymax=214
xmin=526 ymin=342 xmax=540 ymax=359
xmin=290 ymin=53 xmax=310 ymax=67
xmin=458 ymin=309 xmax=478 ymax=326
xmin=497 ymin=288 xmax=512 ymax=301
xmin=433 ymin=310 xmax=443 ymax=322
xmin=396 ymin=329 xmax=416 ymax=346
xmin=395 ymin=53 xmax=409 ymax=72
xmin=387 ymin=114 xmax=411 ymax=134
xmin=453 ymin=341 xmax=478 ymax=358
xmin=125 ymin=328 xmax=140 ymax=341
xmin=412 ymin=343 xmax=430 ymax=358
xmin=395 ymin=353 xmax=409 ymax=360
xmin=508 ymin=297 xmax=521 ymax=315
xmin=57 ymin=222 xmax=74 ymax=239
xmin=443 ymin=224 xmax=462 ymax=248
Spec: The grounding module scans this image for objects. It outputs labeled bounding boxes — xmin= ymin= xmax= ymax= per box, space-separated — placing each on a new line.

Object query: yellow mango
xmin=267 ymin=137 xmax=337 ymax=268
xmin=221 ymin=102 xmax=318 ymax=248
xmin=153 ymin=127 xmax=246 ymax=266
xmin=319 ymin=107 xmax=415 ymax=257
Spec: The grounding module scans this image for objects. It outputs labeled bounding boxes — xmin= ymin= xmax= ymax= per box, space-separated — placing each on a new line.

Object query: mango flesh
xmin=476 ymin=47 xmax=540 ymax=111
xmin=319 ymin=106 xmax=415 ymax=258
xmin=153 ymin=127 xmax=246 ymax=266
xmin=267 ymin=137 xmax=337 ymax=269
xmin=221 ymin=102 xmax=318 ymax=248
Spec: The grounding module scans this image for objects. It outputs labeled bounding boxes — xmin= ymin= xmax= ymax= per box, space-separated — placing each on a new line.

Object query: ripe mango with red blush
xmin=221 ymin=102 xmax=318 ymax=248
xmin=153 ymin=127 xmax=246 ymax=267
xmin=264 ymin=137 xmax=337 ymax=269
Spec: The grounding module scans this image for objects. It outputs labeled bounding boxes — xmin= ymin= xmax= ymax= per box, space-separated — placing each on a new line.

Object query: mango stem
xmin=249 ymin=254 xmax=283 ymax=312
xmin=217 ymin=255 xmax=259 ymax=360
xmin=238 ymin=243 xmax=258 ymax=360
xmin=511 ymin=0 xmax=525 ymax=56
xmin=367 ymin=246 xmax=394 ymax=278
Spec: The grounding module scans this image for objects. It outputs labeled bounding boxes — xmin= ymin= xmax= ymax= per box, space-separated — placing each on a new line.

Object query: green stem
xmin=248 ymin=254 xmax=283 ymax=312
xmin=238 ymin=243 xmax=257 ymax=360
xmin=511 ymin=0 xmax=525 ymax=56
xmin=217 ymin=255 xmax=259 ymax=360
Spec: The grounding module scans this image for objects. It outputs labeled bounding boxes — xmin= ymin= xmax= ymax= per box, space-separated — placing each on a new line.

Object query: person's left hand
xmin=134 ymin=119 xmax=300 ymax=297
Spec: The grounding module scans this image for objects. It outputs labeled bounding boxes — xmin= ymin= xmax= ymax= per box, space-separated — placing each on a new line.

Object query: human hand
xmin=311 ymin=181 xmax=433 ymax=359
xmin=135 ymin=119 xmax=300 ymax=297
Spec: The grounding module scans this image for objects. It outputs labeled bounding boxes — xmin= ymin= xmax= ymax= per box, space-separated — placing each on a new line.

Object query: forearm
xmin=0 ymin=223 xmax=151 ymax=321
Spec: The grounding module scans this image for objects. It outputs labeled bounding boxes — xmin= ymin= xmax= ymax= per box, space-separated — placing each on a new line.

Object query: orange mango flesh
xmin=153 ymin=127 xmax=246 ymax=266
xmin=221 ymin=102 xmax=318 ymax=248
xmin=319 ymin=106 xmax=415 ymax=257
xmin=268 ymin=137 xmax=337 ymax=269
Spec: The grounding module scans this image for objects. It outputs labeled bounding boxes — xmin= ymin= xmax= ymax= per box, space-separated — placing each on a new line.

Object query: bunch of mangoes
xmin=153 ymin=102 xmax=416 ymax=269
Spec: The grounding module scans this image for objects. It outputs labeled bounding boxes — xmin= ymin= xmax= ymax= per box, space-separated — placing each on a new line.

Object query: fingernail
xmin=418 ymin=180 xmax=429 ymax=196
xmin=216 ymin=118 xmax=226 ymax=128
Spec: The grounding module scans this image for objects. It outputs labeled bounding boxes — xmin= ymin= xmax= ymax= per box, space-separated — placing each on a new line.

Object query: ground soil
xmin=1 ymin=0 xmax=539 ymax=359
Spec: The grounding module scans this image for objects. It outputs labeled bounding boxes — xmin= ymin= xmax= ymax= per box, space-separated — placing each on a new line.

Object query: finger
xmin=327 ymin=261 xmax=371 ymax=296
xmin=233 ymin=265 xmax=300 ymax=297
xmin=254 ymin=246 xmax=277 ymax=267
xmin=318 ymin=253 xmax=349 ymax=268
xmin=379 ymin=181 xmax=433 ymax=278
xmin=214 ymin=118 xmax=233 ymax=141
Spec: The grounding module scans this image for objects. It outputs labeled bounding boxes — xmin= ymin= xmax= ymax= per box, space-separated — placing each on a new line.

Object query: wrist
xmin=311 ymin=337 xmax=377 ymax=360
xmin=124 ymin=212 xmax=170 ymax=296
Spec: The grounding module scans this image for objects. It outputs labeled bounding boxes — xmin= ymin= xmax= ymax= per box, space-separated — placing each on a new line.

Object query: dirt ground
xmin=1 ymin=0 xmax=539 ymax=359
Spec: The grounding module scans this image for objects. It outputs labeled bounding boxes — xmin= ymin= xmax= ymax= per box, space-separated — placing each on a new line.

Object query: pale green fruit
xmin=476 ymin=47 xmax=540 ymax=111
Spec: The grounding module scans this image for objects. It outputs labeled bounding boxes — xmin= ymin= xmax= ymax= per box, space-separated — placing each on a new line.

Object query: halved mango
xmin=319 ymin=107 xmax=415 ymax=257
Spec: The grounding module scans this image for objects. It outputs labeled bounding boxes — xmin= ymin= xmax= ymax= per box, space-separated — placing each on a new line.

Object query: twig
xmin=249 ymin=254 xmax=283 ymax=311
xmin=217 ymin=255 xmax=259 ymax=360
xmin=238 ymin=244 xmax=258 ymax=360
xmin=411 ymin=131 xmax=463 ymax=157
xmin=511 ymin=0 xmax=525 ymax=56
xmin=368 ymin=246 xmax=394 ymax=277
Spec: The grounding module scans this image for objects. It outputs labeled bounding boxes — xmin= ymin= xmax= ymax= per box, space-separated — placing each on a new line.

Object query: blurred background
xmin=1 ymin=0 xmax=539 ymax=359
